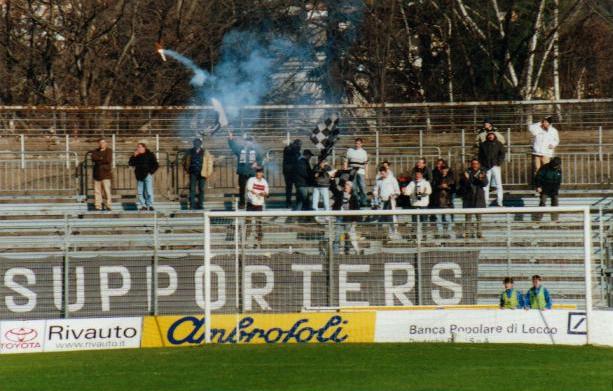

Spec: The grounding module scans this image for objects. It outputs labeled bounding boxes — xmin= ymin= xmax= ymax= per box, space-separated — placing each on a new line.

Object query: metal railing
xmin=2 ymin=99 xmax=613 ymax=138
xmin=0 ymin=152 xmax=79 ymax=196
xmin=0 ymin=146 xmax=610 ymax=201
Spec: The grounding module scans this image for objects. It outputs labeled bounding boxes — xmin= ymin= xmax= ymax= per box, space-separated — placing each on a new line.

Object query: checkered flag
xmin=310 ymin=114 xmax=340 ymax=162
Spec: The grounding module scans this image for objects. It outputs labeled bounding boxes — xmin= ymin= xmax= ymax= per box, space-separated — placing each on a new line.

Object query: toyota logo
xmin=4 ymin=327 xmax=38 ymax=343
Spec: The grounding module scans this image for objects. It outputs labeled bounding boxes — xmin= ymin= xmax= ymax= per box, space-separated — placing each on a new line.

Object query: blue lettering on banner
xmin=166 ymin=316 xmax=349 ymax=345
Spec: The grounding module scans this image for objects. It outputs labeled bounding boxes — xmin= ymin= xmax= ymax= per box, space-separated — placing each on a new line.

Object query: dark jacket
xmin=432 ymin=173 xmax=456 ymax=208
xmin=460 ymin=168 xmax=489 ymax=208
xmin=183 ymin=147 xmax=204 ymax=175
xmin=536 ymin=162 xmax=562 ymax=196
xmin=228 ymin=139 xmax=263 ymax=176
xmin=331 ymin=186 xmax=360 ymax=211
xmin=282 ymin=144 xmax=301 ymax=175
xmin=294 ymin=157 xmax=314 ymax=188
xmin=129 ymin=150 xmax=159 ymax=181
xmin=313 ymin=164 xmax=332 ymax=187
xmin=478 ymin=137 xmax=506 ymax=169
xmin=410 ymin=166 xmax=432 ymax=182
xmin=90 ymin=148 xmax=113 ymax=181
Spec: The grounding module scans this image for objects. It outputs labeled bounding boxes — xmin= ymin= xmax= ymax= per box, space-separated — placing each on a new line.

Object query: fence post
xmin=234 ymin=216 xmax=241 ymax=339
xmin=598 ymin=126 xmax=603 ymax=162
xmin=63 ymin=214 xmax=70 ymax=318
xmin=155 ymin=134 xmax=160 ymax=160
xmin=416 ymin=216 xmax=423 ymax=306
xmin=460 ymin=129 xmax=466 ymax=163
xmin=507 ymin=128 xmax=512 ymax=162
xmin=65 ymin=134 xmax=70 ymax=169
xmin=152 ymin=212 xmax=159 ymax=315
xmin=583 ymin=207 xmax=593 ymax=345
xmin=506 ymin=213 xmax=512 ymax=276
xmin=375 ymin=129 xmax=380 ymax=167
xmin=20 ymin=134 xmax=25 ymax=169
xmin=419 ymin=129 xmax=424 ymax=157
xmin=203 ymin=211 xmax=212 ymax=344
xmin=112 ymin=134 xmax=116 ymax=169
xmin=327 ymin=218 xmax=335 ymax=307
xmin=599 ymin=206 xmax=605 ymax=303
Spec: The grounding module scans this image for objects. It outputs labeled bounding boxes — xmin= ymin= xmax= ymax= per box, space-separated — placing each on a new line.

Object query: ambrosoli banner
xmin=0 ymin=251 xmax=477 ymax=318
xmin=141 ymin=312 xmax=376 ymax=347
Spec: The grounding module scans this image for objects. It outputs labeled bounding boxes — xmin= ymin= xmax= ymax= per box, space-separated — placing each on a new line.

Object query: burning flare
xmin=155 ymin=42 xmax=167 ymax=62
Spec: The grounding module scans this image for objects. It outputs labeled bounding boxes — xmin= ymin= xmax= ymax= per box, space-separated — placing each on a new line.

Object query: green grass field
xmin=3 ymin=343 xmax=613 ymax=391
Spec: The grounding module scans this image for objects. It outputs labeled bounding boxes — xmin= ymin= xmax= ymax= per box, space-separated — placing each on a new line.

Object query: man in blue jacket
xmin=499 ymin=277 xmax=524 ymax=309
xmin=526 ymin=275 xmax=552 ymax=310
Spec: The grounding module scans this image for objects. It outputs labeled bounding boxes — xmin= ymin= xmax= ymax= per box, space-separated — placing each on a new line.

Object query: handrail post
xmin=507 ymin=127 xmax=512 ymax=162
xmin=63 ymin=214 xmax=70 ymax=318
xmin=583 ymin=207 xmax=593 ymax=345
xmin=152 ymin=212 xmax=159 ymax=315
xmin=203 ymin=211 xmax=212 ymax=344
xmin=598 ymin=126 xmax=603 ymax=162
xmin=65 ymin=134 xmax=70 ymax=169
xmin=460 ymin=128 xmax=466 ymax=163
xmin=20 ymin=134 xmax=25 ymax=169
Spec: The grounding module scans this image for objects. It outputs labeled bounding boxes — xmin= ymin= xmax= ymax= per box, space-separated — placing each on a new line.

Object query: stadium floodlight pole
xmin=583 ymin=206 xmax=593 ymax=345
xmin=203 ymin=211 xmax=212 ymax=344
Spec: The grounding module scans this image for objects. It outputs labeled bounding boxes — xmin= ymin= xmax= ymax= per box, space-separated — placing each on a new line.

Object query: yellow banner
xmin=142 ymin=312 xmax=375 ymax=347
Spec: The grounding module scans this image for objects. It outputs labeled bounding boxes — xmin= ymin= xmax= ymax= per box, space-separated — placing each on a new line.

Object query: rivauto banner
xmin=374 ymin=310 xmax=591 ymax=345
xmin=0 ymin=317 xmax=142 ymax=354
xmin=0 ymin=251 xmax=478 ymax=318
xmin=141 ymin=312 xmax=376 ymax=347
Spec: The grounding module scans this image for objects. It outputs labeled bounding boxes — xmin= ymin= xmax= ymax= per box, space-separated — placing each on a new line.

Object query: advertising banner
xmin=375 ymin=310 xmax=589 ymax=345
xmin=0 ymin=320 xmax=46 ymax=354
xmin=141 ymin=312 xmax=376 ymax=347
xmin=0 ymin=251 xmax=478 ymax=317
xmin=44 ymin=317 xmax=142 ymax=352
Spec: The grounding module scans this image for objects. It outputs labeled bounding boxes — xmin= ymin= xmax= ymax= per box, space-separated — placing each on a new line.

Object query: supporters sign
xmin=0 ymin=252 xmax=477 ymax=317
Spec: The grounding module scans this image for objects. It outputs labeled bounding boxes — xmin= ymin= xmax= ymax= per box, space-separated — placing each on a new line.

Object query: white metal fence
xmin=0 ymin=207 xmax=599 ymax=340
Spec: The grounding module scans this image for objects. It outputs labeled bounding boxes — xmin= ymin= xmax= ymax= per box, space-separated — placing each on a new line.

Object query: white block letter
xmin=99 ymin=266 xmax=131 ymax=311
xmin=243 ymin=265 xmax=274 ymax=311
xmin=431 ymin=262 xmax=463 ymax=305
xmin=4 ymin=267 xmax=37 ymax=313
xmin=384 ymin=263 xmax=415 ymax=306
xmin=53 ymin=266 xmax=84 ymax=312
xmin=291 ymin=264 xmax=323 ymax=309
xmin=195 ymin=265 xmax=226 ymax=310
xmin=339 ymin=264 xmax=369 ymax=307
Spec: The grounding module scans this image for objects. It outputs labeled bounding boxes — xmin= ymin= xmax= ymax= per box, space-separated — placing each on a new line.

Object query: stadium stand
xmin=0 ymin=101 xmax=612 ymax=319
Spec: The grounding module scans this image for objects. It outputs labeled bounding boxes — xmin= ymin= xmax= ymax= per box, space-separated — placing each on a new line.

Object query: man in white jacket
xmin=529 ymin=116 xmax=559 ymax=179
xmin=373 ymin=166 xmax=401 ymax=240
xmin=404 ymin=169 xmax=432 ymax=226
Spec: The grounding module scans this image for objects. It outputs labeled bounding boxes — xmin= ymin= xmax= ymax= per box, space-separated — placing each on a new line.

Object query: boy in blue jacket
xmin=499 ymin=277 xmax=524 ymax=309
xmin=526 ymin=275 xmax=552 ymax=310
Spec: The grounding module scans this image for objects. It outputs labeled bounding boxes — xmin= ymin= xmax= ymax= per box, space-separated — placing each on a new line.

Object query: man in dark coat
xmin=182 ymin=138 xmax=206 ymax=210
xmin=460 ymin=159 xmax=489 ymax=238
xmin=331 ymin=181 xmax=361 ymax=254
xmin=228 ymin=132 xmax=264 ymax=208
xmin=478 ymin=131 xmax=506 ymax=207
xmin=282 ymin=139 xmax=302 ymax=208
xmin=535 ymin=157 xmax=562 ymax=222
xmin=129 ymin=143 xmax=159 ymax=211
xmin=294 ymin=149 xmax=314 ymax=211
xmin=90 ymin=138 xmax=113 ymax=211
xmin=432 ymin=165 xmax=455 ymax=236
